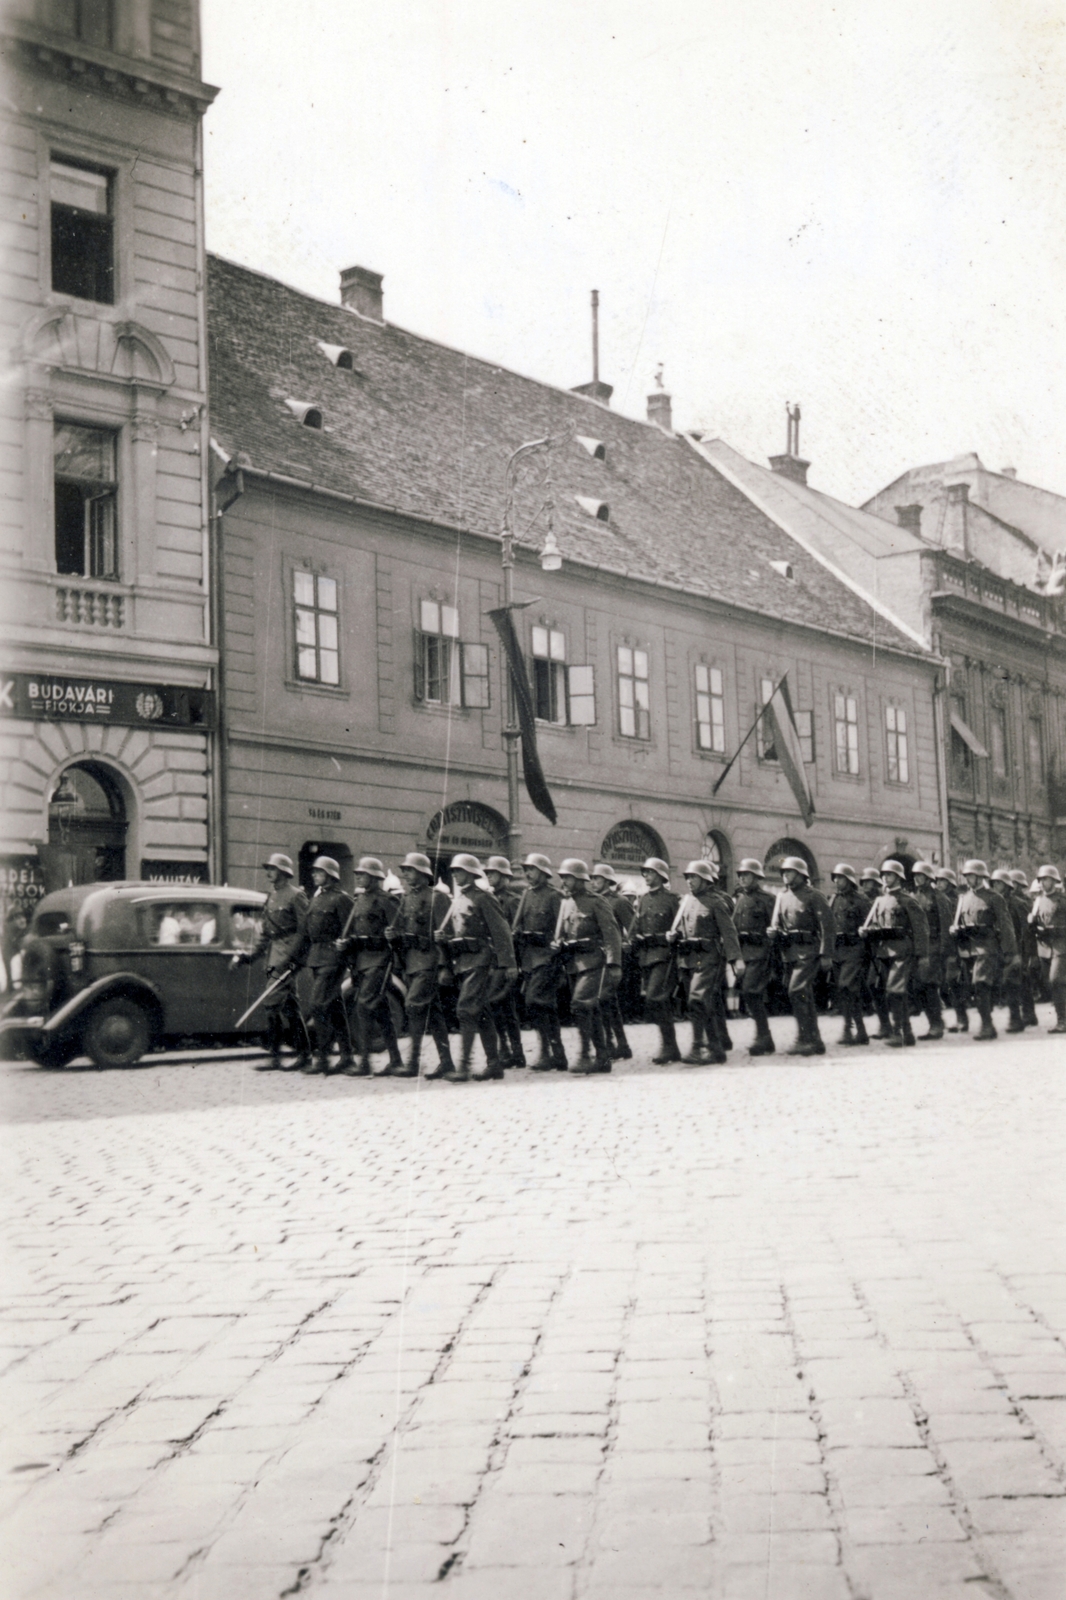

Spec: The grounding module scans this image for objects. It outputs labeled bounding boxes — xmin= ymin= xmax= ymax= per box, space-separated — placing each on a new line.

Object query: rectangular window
xmin=834 ymin=692 xmax=860 ymax=775
xmin=795 ymin=709 xmax=815 ymax=764
xmin=49 ymin=0 xmax=113 ymax=47
xmin=885 ymin=704 xmax=909 ymax=783
xmin=532 ymin=626 xmax=567 ymax=724
xmin=294 ymin=571 xmax=340 ymax=685
xmin=990 ymin=706 xmax=1009 ymax=778
xmin=51 ymin=157 xmax=114 ymax=304
xmin=54 ymin=422 xmax=118 ymax=579
xmin=758 ymin=677 xmax=777 ymax=761
xmin=618 ymin=645 xmax=650 ymax=739
xmin=1029 ymin=719 xmax=1044 ymax=783
xmin=414 ymin=600 xmax=489 ymax=709
xmin=695 ymin=663 xmax=725 ymax=753
xmin=567 ymin=664 xmax=596 ymax=725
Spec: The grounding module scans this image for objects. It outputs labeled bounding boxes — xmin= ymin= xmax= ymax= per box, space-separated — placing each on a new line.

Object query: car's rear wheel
xmin=83 ymin=998 xmax=151 ymax=1069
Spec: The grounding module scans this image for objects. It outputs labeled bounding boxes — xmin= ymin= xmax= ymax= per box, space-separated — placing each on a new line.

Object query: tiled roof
xmin=207 ymin=254 xmax=921 ymax=655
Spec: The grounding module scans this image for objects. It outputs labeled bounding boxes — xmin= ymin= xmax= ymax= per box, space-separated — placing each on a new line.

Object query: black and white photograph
xmin=1 ymin=0 xmax=1065 ymax=1595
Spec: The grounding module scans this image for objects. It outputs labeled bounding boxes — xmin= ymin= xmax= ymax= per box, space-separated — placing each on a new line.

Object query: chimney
xmin=340 ymin=265 xmax=384 ymax=322
xmin=945 ymin=482 xmax=970 ymax=557
xmin=646 ymin=364 xmax=672 ymax=431
xmin=768 ymin=400 xmax=810 ymax=485
xmin=895 ymin=504 xmax=923 ymax=532
xmin=571 ymin=288 xmax=613 ymax=407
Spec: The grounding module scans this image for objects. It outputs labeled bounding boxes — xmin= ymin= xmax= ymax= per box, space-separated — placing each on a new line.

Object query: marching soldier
xmin=668 ymin=861 xmax=740 ymax=1065
xmin=949 ymin=859 xmax=1018 ymax=1039
xmin=1007 ymin=869 xmax=1040 ymax=1028
xmin=513 ymin=853 xmax=566 ymax=1071
xmin=552 ymin=859 xmax=622 ymax=1073
xmin=911 ymin=862 xmax=949 ymax=1040
xmin=859 ymin=859 xmax=930 ymax=1047
xmin=484 ymin=855 xmax=526 ymax=1069
xmin=1029 ymin=865 xmax=1066 ymax=1032
xmin=768 ymin=857 xmax=836 ymax=1056
xmin=435 ymin=853 xmax=516 ymax=1082
xmin=629 ymin=857 xmax=682 ymax=1064
xmin=858 ymin=867 xmax=890 ymax=1038
xmin=293 ymin=855 xmax=355 ymax=1073
xmin=387 ymin=852 xmax=455 ymax=1078
xmin=733 ymin=858 xmax=777 ymax=1057
xmin=936 ymin=867 xmax=968 ymax=1032
xmin=337 ymin=856 xmax=401 ymax=1076
xmin=233 ymin=852 xmax=310 ymax=1071
xmin=590 ymin=863 xmax=634 ymax=1061
xmin=991 ymin=869 xmax=1030 ymax=1033
xmin=828 ymin=864 xmax=869 ymax=1047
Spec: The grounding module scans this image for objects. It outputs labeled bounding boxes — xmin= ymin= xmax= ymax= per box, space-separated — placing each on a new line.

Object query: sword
xmin=236 ymin=967 xmax=292 ymax=1029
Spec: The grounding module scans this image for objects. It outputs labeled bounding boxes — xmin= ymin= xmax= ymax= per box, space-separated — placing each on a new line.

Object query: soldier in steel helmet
xmin=828 ymin=864 xmax=869 ymax=1046
xmin=768 ymin=857 xmax=835 ymax=1056
xmin=910 ymin=862 xmax=949 ymax=1041
xmin=667 ymin=860 xmax=740 ymax=1065
xmin=990 ymin=868 xmax=1031 ymax=1033
xmin=590 ymin=862 xmax=634 ymax=1061
xmin=435 ymin=854 xmax=516 ymax=1081
xmin=484 ymin=855 xmax=526 ymax=1069
xmin=628 ymin=858 xmax=681 ymax=1064
xmin=950 ymin=859 xmax=1018 ymax=1039
xmin=1029 ymin=864 xmax=1066 ymax=1032
xmin=552 ymin=859 xmax=622 ymax=1072
xmin=291 ymin=855 xmax=355 ymax=1073
xmin=335 ymin=856 xmax=401 ymax=1076
xmin=732 ymin=858 xmax=777 ymax=1057
xmin=857 ymin=867 xmax=891 ymax=1039
xmin=859 ymin=860 xmax=929 ymax=1048
xmin=387 ymin=852 xmax=455 ymax=1078
xmin=512 ymin=852 xmax=566 ymax=1071
xmin=936 ymin=867 xmax=968 ymax=1032
xmin=1008 ymin=869 xmax=1040 ymax=1027
xmin=232 ymin=852 xmax=310 ymax=1071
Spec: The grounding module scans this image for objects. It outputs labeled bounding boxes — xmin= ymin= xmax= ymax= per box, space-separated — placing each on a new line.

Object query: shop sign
xmin=600 ymin=820 xmax=665 ymax=866
xmin=0 ymin=672 xmax=215 ymax=729
xmin=140 ymin=860 xmax=210 ymax=884
xmin=0 ymin=856 xmax=48 ymax=918
xmin=427 ymin=801 xmax=507 ymax=855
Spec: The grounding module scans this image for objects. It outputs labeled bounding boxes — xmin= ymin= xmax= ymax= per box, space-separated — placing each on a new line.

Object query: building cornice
xmin=931 ymin=591 xmax=1066 ymax=654
xmin=3 ymin=23 xmax=219 ymax=120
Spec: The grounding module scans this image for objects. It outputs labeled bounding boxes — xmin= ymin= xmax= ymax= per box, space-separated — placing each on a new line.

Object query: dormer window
xmin=576 ymin=495 xmax=610 ymax=523
xmin=284 ymin=400 xmax=323 ymax=429
xmin=316 ymin=342 xmax=354 ymax=369
xmin=51 ymin=157 xmax=113 ymax=304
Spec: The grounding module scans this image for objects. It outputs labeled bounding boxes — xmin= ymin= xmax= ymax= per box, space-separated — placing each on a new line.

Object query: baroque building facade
xmin=0 ymin=0 xmax=219 ymax=915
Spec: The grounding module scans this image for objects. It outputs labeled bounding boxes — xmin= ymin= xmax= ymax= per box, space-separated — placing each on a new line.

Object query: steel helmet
xmin=400 ymin=851 xmax=433 ymax=877
xmin=590 ymin=862 xmax=617 ymax=882
xmin=860 ymin=867 xmax=882 ymax=885
xmin=780 ymin=856 xmax=810 ymax=878
xmin=485 ymin=855 xmax=513 ymax=876
xmin=1037 ymin=864 xmax=1063 ymax=884
xmin=262 ymin=852 xmax=294 ymax=875
xmin=312 ymin=855 xmax=340 ymax=879
xmin=912 ymin=861 xmax=936 ymax=880
xmin=880 ymin=859 xmax=906 ymax=879
xmin=450 ymin=853 xmax=483 ymax=876
xmin=962 ymin=859 xmax=989 ymax=878
xmin=737 ymin=858 xmax=765 ymax=878
xmin=991 ymin=867 xmax=1014 ymax=884
xmin=936 ymin=866 xmax=957 ymax=885
xmin=356 ymin=856 xmax=386 ymax=879
xmin=523 ymin=852 xmax=553 ymax=875
xmin=559 ymin=858 xmax=591 ymax=882
xmin=641 ymin=857 xmax=671 ymax=881
xmin=831 ymin=863 xmax=859 ymax=886
xmin=1009 ymin=869 xmax=1030 ymax=887
xmin=684 ymin=860 xmax=717 ymax=884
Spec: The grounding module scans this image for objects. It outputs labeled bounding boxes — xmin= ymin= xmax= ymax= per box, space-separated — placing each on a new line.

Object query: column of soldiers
xmin=236 ymin=845 xmax=1066 ymax=1076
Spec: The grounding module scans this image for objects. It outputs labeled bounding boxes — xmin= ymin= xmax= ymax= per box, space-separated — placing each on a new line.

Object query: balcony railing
xmin=56 ymin=586 xmax=125 ymax=628
xmin=932 ymin=553 xmax=1063 ymax=634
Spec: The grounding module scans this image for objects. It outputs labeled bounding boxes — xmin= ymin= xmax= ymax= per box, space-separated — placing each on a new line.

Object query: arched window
xmin=764 ymin=837 xmax=819 ymax=886
xmin=599 ymin=820 xmax=668 ymax=870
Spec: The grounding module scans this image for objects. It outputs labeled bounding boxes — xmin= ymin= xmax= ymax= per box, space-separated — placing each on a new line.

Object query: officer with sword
xmin=231 ymin=851 xmax=310 ymax=1071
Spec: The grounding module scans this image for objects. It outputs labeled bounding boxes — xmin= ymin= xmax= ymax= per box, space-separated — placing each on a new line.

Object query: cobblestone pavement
xmin=2 ymin=1012 xmax=1065 ymax=1600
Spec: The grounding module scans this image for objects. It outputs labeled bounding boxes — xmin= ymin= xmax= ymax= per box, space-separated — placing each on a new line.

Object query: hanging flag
xmin=487 ymin=606 xmax=558 ymax=825
xmin=763 ymin=675 xmax=816 ymax=828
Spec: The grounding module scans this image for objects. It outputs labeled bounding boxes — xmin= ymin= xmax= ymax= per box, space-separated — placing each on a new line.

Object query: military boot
xmin=443 ymin=1024 xmax=476 ymax=1082
xmin=851 ymin=998 xmax=869 ymax=1046
xmin=919 ymin=992 xmax=944 ymax=1041
xmin=1005 ymin=987 xmax=1025 ymax=1034
xmin=568 ymin=1016 xmax=596 ymax=1074
xmin=651 ymin=1008 xmax=681 ymax=1065
xmin=1049 ymin=992 xmax=1066 ymax=1033
xmin=682 ymin=1014 xmax=709 ymax=1065
xmin=974 ymin=989 xmax=997 ymax=1041
xmin=472 ymin=1020 xmax=503 ymax=1081
xmin=746 ymin=995 xmax=775 ymax=1056
xmin=390 ymin=1021 xmax=420 ymax=1077
xmin=530 ymin=1018 xmax=555 ymax=1070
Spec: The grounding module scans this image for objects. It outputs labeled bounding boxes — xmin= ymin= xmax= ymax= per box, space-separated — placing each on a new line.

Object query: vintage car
xmin=0 ymin=882 xmax=269 ymax=1069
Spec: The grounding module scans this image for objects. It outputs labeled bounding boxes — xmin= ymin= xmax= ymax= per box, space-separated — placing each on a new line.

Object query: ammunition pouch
xmin=516 ymin=931 xmax=549 ymax=948
xmin=642 ymin=934 xmax=672 ymax=949
xmin=561 ymin=937 xmax=596 ymax=955
xmin=737 ymin=931 xmax=766 ymax=947
xmin=448 ymin=936 xmax=483 ymax=955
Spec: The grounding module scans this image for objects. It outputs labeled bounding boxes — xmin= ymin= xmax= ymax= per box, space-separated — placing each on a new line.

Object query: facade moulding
xmin=4 ymin=25 xmax=219 ymax=119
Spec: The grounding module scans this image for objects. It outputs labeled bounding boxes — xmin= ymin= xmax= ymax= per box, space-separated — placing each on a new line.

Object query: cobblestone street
xmin=2 ymin=1016 xmax=1065 ymax=1600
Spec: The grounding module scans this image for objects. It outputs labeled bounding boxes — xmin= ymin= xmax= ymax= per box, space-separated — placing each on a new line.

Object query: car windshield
xmin=147 ymin=903 xmax=220 ymax=946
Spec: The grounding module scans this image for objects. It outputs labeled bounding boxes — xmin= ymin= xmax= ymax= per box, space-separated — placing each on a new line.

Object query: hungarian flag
xmin=488 ymin=606 xmax=557 ymax=825
xmin=763 ymin=675 xmax=816 ymax=828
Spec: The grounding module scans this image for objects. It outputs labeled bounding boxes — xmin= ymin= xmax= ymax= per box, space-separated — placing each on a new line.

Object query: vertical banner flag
xmin=763 ymin=675 xmax=816 ymax=828
xmin=488 ymin=607 xmax=558 ymax=825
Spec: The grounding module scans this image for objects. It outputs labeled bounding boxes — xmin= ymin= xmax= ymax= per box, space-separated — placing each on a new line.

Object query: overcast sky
xmin=201 ymin=0 xmax=1066 ymax=507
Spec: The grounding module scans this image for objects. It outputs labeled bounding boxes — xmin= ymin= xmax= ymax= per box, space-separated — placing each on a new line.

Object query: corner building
xmin=208 ymin=257 xmax=944 ymax=894
xmin=0 ymin=0 xmax=218 ymax=914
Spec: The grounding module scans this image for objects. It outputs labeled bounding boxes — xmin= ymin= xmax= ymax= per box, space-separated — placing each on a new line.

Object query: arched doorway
xmin=701 ymin=830 xmax=733 ymax=892
xmin=765 ymin=836 xmax=820 ymax=886
xmin=425 ymin=801 xmax=508 ymax=881
xmin=299 ymin=841 xmax=354 ymax=896
xmin=43 ymin=761 xmax=128 ymax=890
xmin=599 ymin=820 xmax=668 ymax=872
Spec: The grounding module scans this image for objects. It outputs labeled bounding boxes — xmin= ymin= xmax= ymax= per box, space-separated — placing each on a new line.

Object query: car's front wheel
xmin=83 ymin=997 xmax=152 ymax=1069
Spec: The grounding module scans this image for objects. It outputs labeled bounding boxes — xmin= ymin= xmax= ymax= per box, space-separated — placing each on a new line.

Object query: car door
xmin=135 ymin=898 xmax=241 ymax=1038
xmin=219 ymin=899 xmax=266 ymax=1035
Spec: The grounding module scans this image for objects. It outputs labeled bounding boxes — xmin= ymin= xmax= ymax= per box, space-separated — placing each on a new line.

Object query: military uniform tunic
xmin=732 ymin=884 xmax=776 ymax=998
xmin=512 ymin=880 xmax=563 ymax=1012
xmin=950 ymin=885 xmax=1017 ymax=988
xmin=444 ymin=886 xmax=515 ymax=1026
xmin=294 ymin=882 xmax=354 ymax=1053
xmin=630 ymin=885 xmax=680 ymax=1007
xmin=770 ymin=883 xmax=836 ymax=998
xmin=1030 ymin=887 xmax=1066 ymax=990
xmin=860 ymin=885 xmax=930 ymax=996
xmin=390 ymin=881 xmax=449 ymax=1013
xmin=672 ymin=889 xmax=740 ymax=1038
xmin=248 ymin=880 xmax=308 ymax=1046
xmin=556 ymin=891 xmax=622 ymax=1014
xmin=828 ymin=886 xmax=866 ymax=994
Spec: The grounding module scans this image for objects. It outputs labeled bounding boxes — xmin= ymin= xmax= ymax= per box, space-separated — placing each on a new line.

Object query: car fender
xmin=42 ymin=973 xmax=164 ymax=1036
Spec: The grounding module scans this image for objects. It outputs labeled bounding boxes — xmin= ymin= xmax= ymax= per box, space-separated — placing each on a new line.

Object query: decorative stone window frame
xmin=36 ymin=129 xmax=136 ymax=309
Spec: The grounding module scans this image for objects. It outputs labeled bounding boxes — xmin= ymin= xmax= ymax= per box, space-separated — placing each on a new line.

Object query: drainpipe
xmin=210 ymin=460 xmax=244 ymax=885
